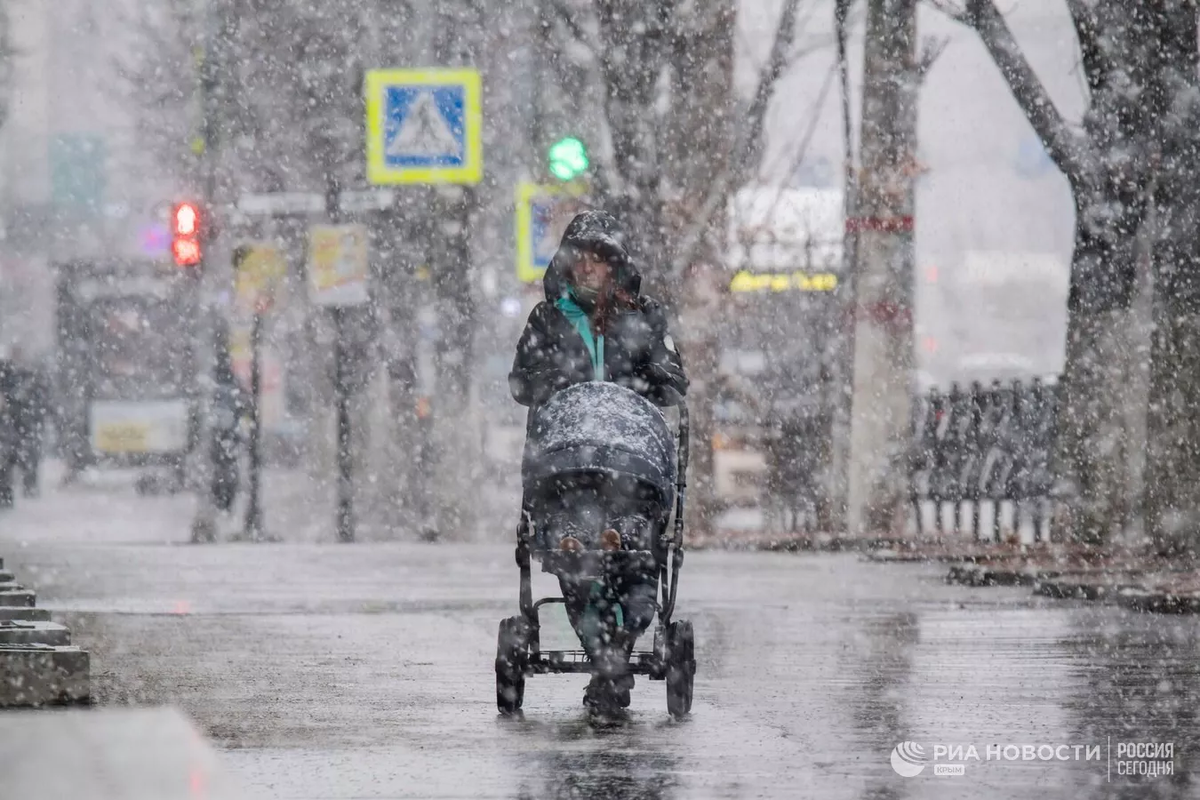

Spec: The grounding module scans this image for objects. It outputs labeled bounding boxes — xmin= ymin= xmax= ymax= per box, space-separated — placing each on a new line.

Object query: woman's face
xmin=572 ymin=251 xmax=612 ymax=292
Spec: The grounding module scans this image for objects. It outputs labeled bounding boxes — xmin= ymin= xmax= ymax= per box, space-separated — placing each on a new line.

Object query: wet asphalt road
xmin=4 ymin=472 xmax=1200 ymax=799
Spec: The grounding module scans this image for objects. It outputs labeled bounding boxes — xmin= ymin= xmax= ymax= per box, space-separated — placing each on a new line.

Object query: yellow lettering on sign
xmin=95 ymin=424 xmax=149 ymax=453
xmin=730 ymin=270 xmax=839 ymax=293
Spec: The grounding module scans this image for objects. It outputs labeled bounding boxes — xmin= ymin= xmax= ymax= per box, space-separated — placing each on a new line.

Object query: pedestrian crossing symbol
xmin=365 ymin=68 xmax=482 ymax=186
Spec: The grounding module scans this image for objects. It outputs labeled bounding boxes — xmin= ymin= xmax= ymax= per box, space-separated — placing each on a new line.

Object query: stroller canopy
xmin=522 ymin=382 xmax=677 ymax=498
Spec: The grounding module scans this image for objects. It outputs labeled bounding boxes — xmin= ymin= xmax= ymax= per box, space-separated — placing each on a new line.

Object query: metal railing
xmin=909 ymin=378 xmax=1060 ymax=541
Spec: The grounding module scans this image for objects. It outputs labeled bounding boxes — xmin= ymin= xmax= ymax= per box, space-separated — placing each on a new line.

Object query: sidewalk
xmin=1 ymin=459 xmax=521 ymax=546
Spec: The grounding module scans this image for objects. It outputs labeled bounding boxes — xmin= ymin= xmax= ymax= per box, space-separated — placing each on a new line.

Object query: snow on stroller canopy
xmin=522 ymin=382 xmax=677 ymax=494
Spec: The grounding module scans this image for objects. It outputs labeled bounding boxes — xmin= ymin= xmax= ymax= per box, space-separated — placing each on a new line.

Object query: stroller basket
xmin=538 ymin=549 xmax=659 ymax=578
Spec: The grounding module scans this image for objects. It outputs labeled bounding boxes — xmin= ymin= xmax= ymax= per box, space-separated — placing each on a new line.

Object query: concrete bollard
xmin=0 ymin=644 xmax=90 ymax=706
xmin=0 ymin=621 xmax=72 ymax=646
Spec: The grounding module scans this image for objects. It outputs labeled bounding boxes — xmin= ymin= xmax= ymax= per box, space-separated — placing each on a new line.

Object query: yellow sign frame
xmin=515 ymin=180 xmax=590 ymax=284
xmin=365 ymin=68 xmax=483 ymax=186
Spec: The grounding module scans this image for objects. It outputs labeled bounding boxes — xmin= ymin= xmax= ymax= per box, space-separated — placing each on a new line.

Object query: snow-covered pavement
xmin=3 ymin=465 xmax=1199 ymax=798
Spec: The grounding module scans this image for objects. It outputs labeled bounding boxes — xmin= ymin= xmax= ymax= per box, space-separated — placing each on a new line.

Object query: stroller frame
xmin=496 ymin=399 xmax=696 ymax=718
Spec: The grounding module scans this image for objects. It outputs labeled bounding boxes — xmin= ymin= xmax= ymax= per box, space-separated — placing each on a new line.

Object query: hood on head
xmin=543 ymin=210 xmax=642 ymax=302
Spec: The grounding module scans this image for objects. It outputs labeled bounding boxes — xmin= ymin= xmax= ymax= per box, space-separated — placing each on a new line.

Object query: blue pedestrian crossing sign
xmin=515 ymin=181 xmax=590 ymax=283
xmin=365 ymin=68 xmax=483 ymax=186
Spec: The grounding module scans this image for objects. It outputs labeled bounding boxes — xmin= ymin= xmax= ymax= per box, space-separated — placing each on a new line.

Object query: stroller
xmin=495 ymin=381 xmax=696 ymax=718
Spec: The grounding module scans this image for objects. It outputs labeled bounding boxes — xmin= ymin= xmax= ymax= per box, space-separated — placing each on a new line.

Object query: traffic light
xmin=547 ymin=137 xmax=589 ymax=181
xmin=171 ymin=201 xmax=202 ymax=267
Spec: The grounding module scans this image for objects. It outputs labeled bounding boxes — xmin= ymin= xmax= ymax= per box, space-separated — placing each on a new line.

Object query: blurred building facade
xmin=1 ymin=0 xmax=170 ymax=356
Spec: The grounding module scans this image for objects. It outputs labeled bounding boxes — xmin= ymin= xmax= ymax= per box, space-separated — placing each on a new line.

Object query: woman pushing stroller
xmin=509 ymin=210 xmax=689 ymax=713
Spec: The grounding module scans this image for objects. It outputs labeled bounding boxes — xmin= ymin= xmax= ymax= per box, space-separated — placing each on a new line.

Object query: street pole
xmin=334 ymin=306 xmax=354 ymax=542
xmin=325 ymin=181 xmax=355 ymax=543
xmin=845 ymin=0 xmax=919 ymax=537
xmin=243 ymin=305 xmax=265 ymax=539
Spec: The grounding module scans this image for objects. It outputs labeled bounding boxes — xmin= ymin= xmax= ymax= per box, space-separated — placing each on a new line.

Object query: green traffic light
xmin=548 ymin=137 xmax=589 ymax=181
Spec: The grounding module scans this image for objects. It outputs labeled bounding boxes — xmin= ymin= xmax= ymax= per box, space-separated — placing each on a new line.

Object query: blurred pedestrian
xmin=0 ymin=349 xmax=16 ymax=507
xmin=9 ymin=346 xmax=49 ymax=497
xmin=211 ymin=322 xmax=247 ymax=513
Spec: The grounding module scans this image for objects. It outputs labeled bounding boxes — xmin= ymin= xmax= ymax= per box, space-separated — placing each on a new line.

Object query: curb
xmin=947 ymin=562 xmax=1049 ymax=587
xmin=689 ymin=533 xmax=898 ymax=553
xmin=860 ymin=537 xmax=1200 ymax=616
xmin=1116 ymin=588 xmax=1200 ymax=614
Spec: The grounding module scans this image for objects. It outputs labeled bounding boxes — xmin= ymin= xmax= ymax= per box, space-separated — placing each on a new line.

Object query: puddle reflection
xmin=510 ymin=717 xmax=679 ymax=800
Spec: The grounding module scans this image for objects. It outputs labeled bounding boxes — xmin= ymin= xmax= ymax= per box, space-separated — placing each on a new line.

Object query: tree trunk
xmin=662 ymin=0 xmax=736 ymax=535
xmin=1051 ymin=0 xmax=1174 ymax=545
xmin=428 ymin=184 xmax=479 ymax=540
xmin=845 ymin=0 xmax=918 ymax=537
xmin=1051 ymin=199 xmax=1142 ymax=543
xmin=826 ymin=0 xmax=858 ymax=532
xmin=1144 ymin=0 xmax=1200 ymax=556
xmin=417 ymin=3 xmax=485 ymax=541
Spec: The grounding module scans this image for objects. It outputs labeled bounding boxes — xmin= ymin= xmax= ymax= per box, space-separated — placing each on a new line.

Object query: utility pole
xmin=322 ymin=177 xmax=360 ymax=543
xmin=844 ymin=0 xmax=918 ymax=537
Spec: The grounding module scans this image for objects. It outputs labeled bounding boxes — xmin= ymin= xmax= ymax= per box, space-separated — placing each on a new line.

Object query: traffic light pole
xmin=243 ymin=306 xmax=265 ymax=540
xmin=189 ymin=0 xmax=228 ymax=544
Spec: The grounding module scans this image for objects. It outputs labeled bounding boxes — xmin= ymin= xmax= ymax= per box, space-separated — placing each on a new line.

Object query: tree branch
xmin=786 ymin=34 xmax=837 ymax=66
xmin=1064 ymin=0 xmax=1109 ymax=101
xmin=957 ymin=0 xmax=1089 ymax=181
xmin=670 ymin=0 xmax=803 ymax=276
xmin=545 ymin=0 xmax=597 ymax=59
xmin=917 ymin=34 xmax=950 ymax=80
xmin=754 ymin=55 xmax=841 ymax=229
xmin=925 ymin=0 xmax=965 ymax=22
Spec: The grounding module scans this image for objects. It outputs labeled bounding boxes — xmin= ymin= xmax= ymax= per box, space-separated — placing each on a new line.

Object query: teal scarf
xmin=555 ymin=294 xmax=606 ymax=381
xmin=556 ymin=294 xmax=624 ymax=633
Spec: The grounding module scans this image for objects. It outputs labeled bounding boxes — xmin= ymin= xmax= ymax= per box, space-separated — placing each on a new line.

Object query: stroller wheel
xmin=496 ymin=616 xmax=530 ymax=715
xmin=665 ymin=620 xmax=695 ymax=719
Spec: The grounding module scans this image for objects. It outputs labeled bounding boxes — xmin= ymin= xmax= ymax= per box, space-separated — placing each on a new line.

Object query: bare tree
xmin=111 ymin=0 xmax=206 ymax=187
xmin=538 ymin=0 xmax=809 ymax=532
xmin=935 ymin=0 xmax=1175 ymax=545
xmin=0 ymin=0 xmax=12 ymax=133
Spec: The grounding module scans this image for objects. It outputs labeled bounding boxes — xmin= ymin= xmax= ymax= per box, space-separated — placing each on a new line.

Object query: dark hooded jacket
xmin=508 ymin=211 xmax=688 ymax=412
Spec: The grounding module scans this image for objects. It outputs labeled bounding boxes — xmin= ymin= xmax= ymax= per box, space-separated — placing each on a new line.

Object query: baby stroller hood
xmin=522 ymin=382 xmax=677 ymax=498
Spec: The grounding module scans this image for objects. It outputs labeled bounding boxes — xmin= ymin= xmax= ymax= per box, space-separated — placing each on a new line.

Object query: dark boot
xmin=583 ymin=674 xmax=632 ymax=714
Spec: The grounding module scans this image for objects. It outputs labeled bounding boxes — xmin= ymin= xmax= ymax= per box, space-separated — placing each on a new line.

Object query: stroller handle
xmin=672 ymin=401 xmax=689 ymax=547
xmin=660 ymin=399 xmax=688 ymax=625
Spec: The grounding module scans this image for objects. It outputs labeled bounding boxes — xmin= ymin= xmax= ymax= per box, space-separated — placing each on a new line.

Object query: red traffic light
xmin=172 ymin=238 xmax=202 ymax=266
xmin=173 ymin=202 xmax=199 ymax=236
xmin=171 ymin=201 xmax=202 ymax=267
